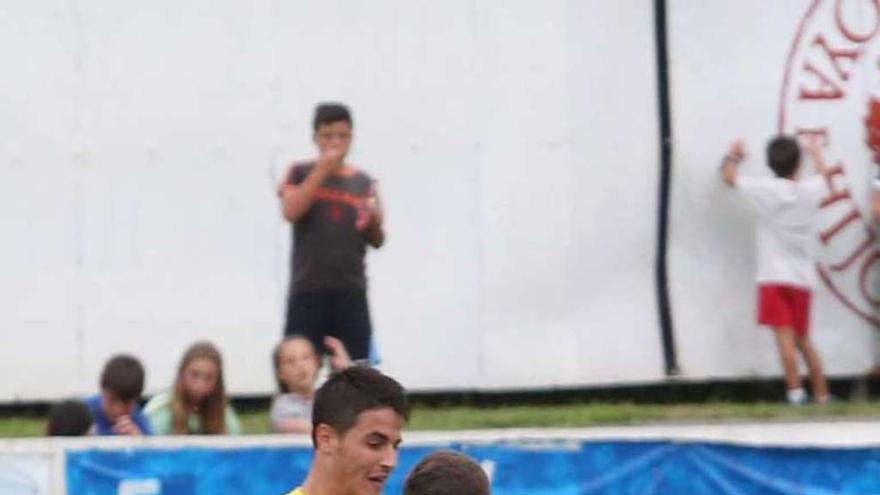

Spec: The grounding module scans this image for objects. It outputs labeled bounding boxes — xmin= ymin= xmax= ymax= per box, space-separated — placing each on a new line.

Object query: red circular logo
xmin=780 ymin=0 xmax=880 ymax=326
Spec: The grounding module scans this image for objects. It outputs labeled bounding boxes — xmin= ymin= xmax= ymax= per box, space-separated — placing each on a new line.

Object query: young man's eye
xmin=366 ymin=437 xmax=387 ymax=449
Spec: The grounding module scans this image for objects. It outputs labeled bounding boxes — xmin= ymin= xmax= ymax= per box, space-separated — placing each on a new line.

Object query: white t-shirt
xmin=737 ymin=174 xmax=827 ymax=288
xmin=269 ymin=393 xmax=313 ymax=432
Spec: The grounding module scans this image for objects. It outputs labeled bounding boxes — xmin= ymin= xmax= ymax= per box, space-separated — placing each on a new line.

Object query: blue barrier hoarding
xmin=65 ymin=440 xmax=880 ymax=494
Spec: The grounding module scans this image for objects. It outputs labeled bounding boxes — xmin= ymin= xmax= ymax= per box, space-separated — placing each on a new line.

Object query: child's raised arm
xmin=324 ymin=336 xmax=353 ymax=371
xmin=804 ymin=139 xmax=832 ymax=178
xmin=721 ymin=140 xmax=746 ymax=187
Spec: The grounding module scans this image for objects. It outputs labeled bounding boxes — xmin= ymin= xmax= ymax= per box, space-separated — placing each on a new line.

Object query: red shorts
xmin=757 ymin=284 xmax=812 ymax=336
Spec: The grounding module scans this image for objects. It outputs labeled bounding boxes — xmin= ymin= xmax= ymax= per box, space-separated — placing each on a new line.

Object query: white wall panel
xmin=2 ymin=1 xmax=662 ymax=399
xmin=668 ymin=0 xmax=879 ymax=379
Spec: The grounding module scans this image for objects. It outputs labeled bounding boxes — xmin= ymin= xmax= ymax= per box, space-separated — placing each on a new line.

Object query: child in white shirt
xmin=721 ymin=136 xmax=832 ymax=404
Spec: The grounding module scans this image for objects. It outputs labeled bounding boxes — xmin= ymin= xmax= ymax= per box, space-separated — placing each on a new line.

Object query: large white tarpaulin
xmin=1 ymin=0 xmax=662 ymax=399
xmin=667 ymin=0 xmax=880 ymax=379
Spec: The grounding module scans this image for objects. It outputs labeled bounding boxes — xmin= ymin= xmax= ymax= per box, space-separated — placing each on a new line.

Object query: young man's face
xmin=326 ymin=407 xmax=404 ymax=495
xmin=101 ymin=390 xmax=137 ymax=423
xmin=314 ymin=120 xmax=353 ymax=158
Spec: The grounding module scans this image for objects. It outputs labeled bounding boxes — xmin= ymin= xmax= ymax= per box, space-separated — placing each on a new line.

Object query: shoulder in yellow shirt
xmin=285 ymin=488 xmax=305 ymax=495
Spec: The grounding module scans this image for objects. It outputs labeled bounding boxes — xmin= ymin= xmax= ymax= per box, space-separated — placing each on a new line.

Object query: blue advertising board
xmin=66 ymin=440 xmax=880 ymax=494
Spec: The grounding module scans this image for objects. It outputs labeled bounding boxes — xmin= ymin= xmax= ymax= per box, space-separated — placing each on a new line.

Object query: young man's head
xmin=404 ymin=451 xmax=492 ymax=495
xmin=99 ymin=354 xmax=145 ymax=423
xmin=47 ymin=399 xmax=93 ymax=436
xmin=766 ymin=135 xmax=801 ymax=178
xmin=312 ymin=102 xmax=353 ymax=158
xmin=310 ymin=365 xmax=410 ymax=495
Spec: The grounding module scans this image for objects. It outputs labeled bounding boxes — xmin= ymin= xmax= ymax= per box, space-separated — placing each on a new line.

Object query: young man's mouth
xmin=366 ymin=473 xmax=388 ymax=490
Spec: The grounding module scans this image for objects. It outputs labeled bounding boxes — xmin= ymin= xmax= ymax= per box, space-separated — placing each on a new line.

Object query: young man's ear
xmin=314 ymin=423 xmax=338 ymax=453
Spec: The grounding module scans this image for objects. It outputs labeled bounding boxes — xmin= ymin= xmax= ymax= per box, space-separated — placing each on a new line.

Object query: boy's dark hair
xmin=311 ymin=366 xmax=409 ymax=446
xmin=46 ymin=400 xmax=93 ymax=436
xmin=766 ymin=135 xmax=801 ymax=178
xmin=100 ymin=354 xmax=145 ymax=402
xmin=313 ymin=102 xmax=352 ymax=131
xmin=404 ymin=451 xmax=491 ymax=495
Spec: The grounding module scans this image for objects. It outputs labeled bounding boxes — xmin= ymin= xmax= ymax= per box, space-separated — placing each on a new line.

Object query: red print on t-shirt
xmin=329 ymin=204 xmax=344 ymax=222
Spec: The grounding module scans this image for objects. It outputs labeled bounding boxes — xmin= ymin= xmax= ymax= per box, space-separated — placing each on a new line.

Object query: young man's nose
xmin=380 ymin=447 xmax=398 ymax=471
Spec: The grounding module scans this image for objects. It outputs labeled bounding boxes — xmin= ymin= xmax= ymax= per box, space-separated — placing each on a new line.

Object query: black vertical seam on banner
xmin=654 ymin=0 xmax=679 ymax=376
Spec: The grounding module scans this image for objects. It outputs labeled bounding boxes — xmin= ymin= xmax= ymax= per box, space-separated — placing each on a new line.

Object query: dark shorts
xmin=284 ymin=289 xmax=372 ymax=361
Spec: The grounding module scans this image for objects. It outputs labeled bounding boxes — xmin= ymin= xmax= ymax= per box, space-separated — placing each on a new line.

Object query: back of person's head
xmin=404 ymin=451 xmax=491 ymax=495
xmin=46 ymin=399 xmax=93 ymax=436
xmin=313 ymin=102 xmax=352 ymax=131
xmin=100 ymin=354 xmax=145 ymax=401
xmin=766 ymin=135 xmax=801 ymax=178
xmin=311 ymin=365 xmax=409 ymax=446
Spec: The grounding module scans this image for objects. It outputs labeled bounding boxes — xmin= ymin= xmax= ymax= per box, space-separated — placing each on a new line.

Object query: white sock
xmin=786 ymin=387 xmax=806 ymax=404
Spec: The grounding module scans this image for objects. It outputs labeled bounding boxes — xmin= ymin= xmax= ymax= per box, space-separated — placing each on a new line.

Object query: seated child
xmin=144 ymin=341 xmax=241 ymax=434
xmin=85 ymin=354 xmax=153 ymax=435
xmin=270 ymin=335 xmax=352 ymax=433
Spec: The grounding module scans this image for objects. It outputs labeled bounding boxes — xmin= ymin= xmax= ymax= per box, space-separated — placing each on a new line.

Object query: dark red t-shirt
xmin=286 ymin=162 xmax=375 ymax=293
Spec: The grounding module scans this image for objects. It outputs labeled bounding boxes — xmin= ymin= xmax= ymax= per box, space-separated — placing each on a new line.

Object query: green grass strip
xmin=3 ymin=402 xmax=879 ymax=438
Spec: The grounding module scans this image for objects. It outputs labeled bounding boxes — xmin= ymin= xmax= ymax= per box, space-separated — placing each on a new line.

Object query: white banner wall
xmin=474 ymin=2 xmax=663 ymax=388
xmin=1 ymin=2 xmax=87 ymax=401
xmin=2 ymin=1 xmax=662 ymax=399
xmin=668 ymin=0 xmax=880 ymax=379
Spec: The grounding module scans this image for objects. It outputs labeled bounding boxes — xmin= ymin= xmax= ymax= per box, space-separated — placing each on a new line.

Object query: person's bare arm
xmin=872 ymin=183 xmax=880 ymax=224
xmin=362 ymin=190 xmax=385 ymax=248
xmin=721 ymin=140 xmax=746 ymax=187
xmin=278 ymin=148 xmax=344 ymax=223
xmin=804 ymin=139 xmax=832 ymax=179
xmin=324 ymin=336 xmax=353 ymax=371
xmin=112 ymin=416 xmax=143 ymax=436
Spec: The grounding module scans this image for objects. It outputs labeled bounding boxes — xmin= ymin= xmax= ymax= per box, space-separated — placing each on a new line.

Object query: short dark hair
xmin=100 ymin=354 xmax=145 ymax=402
xmin=311 ymin=366 xmax=409 ymax=446
xmin=313 ymin=102 xmax=352 ymax=131
xmin=404 ymin=451 xmax=491 ymax=495
xmin=766 ymin=135 xmax=801 ymax=178
xmin=46 ymin=400 xmax=93 ymax=436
